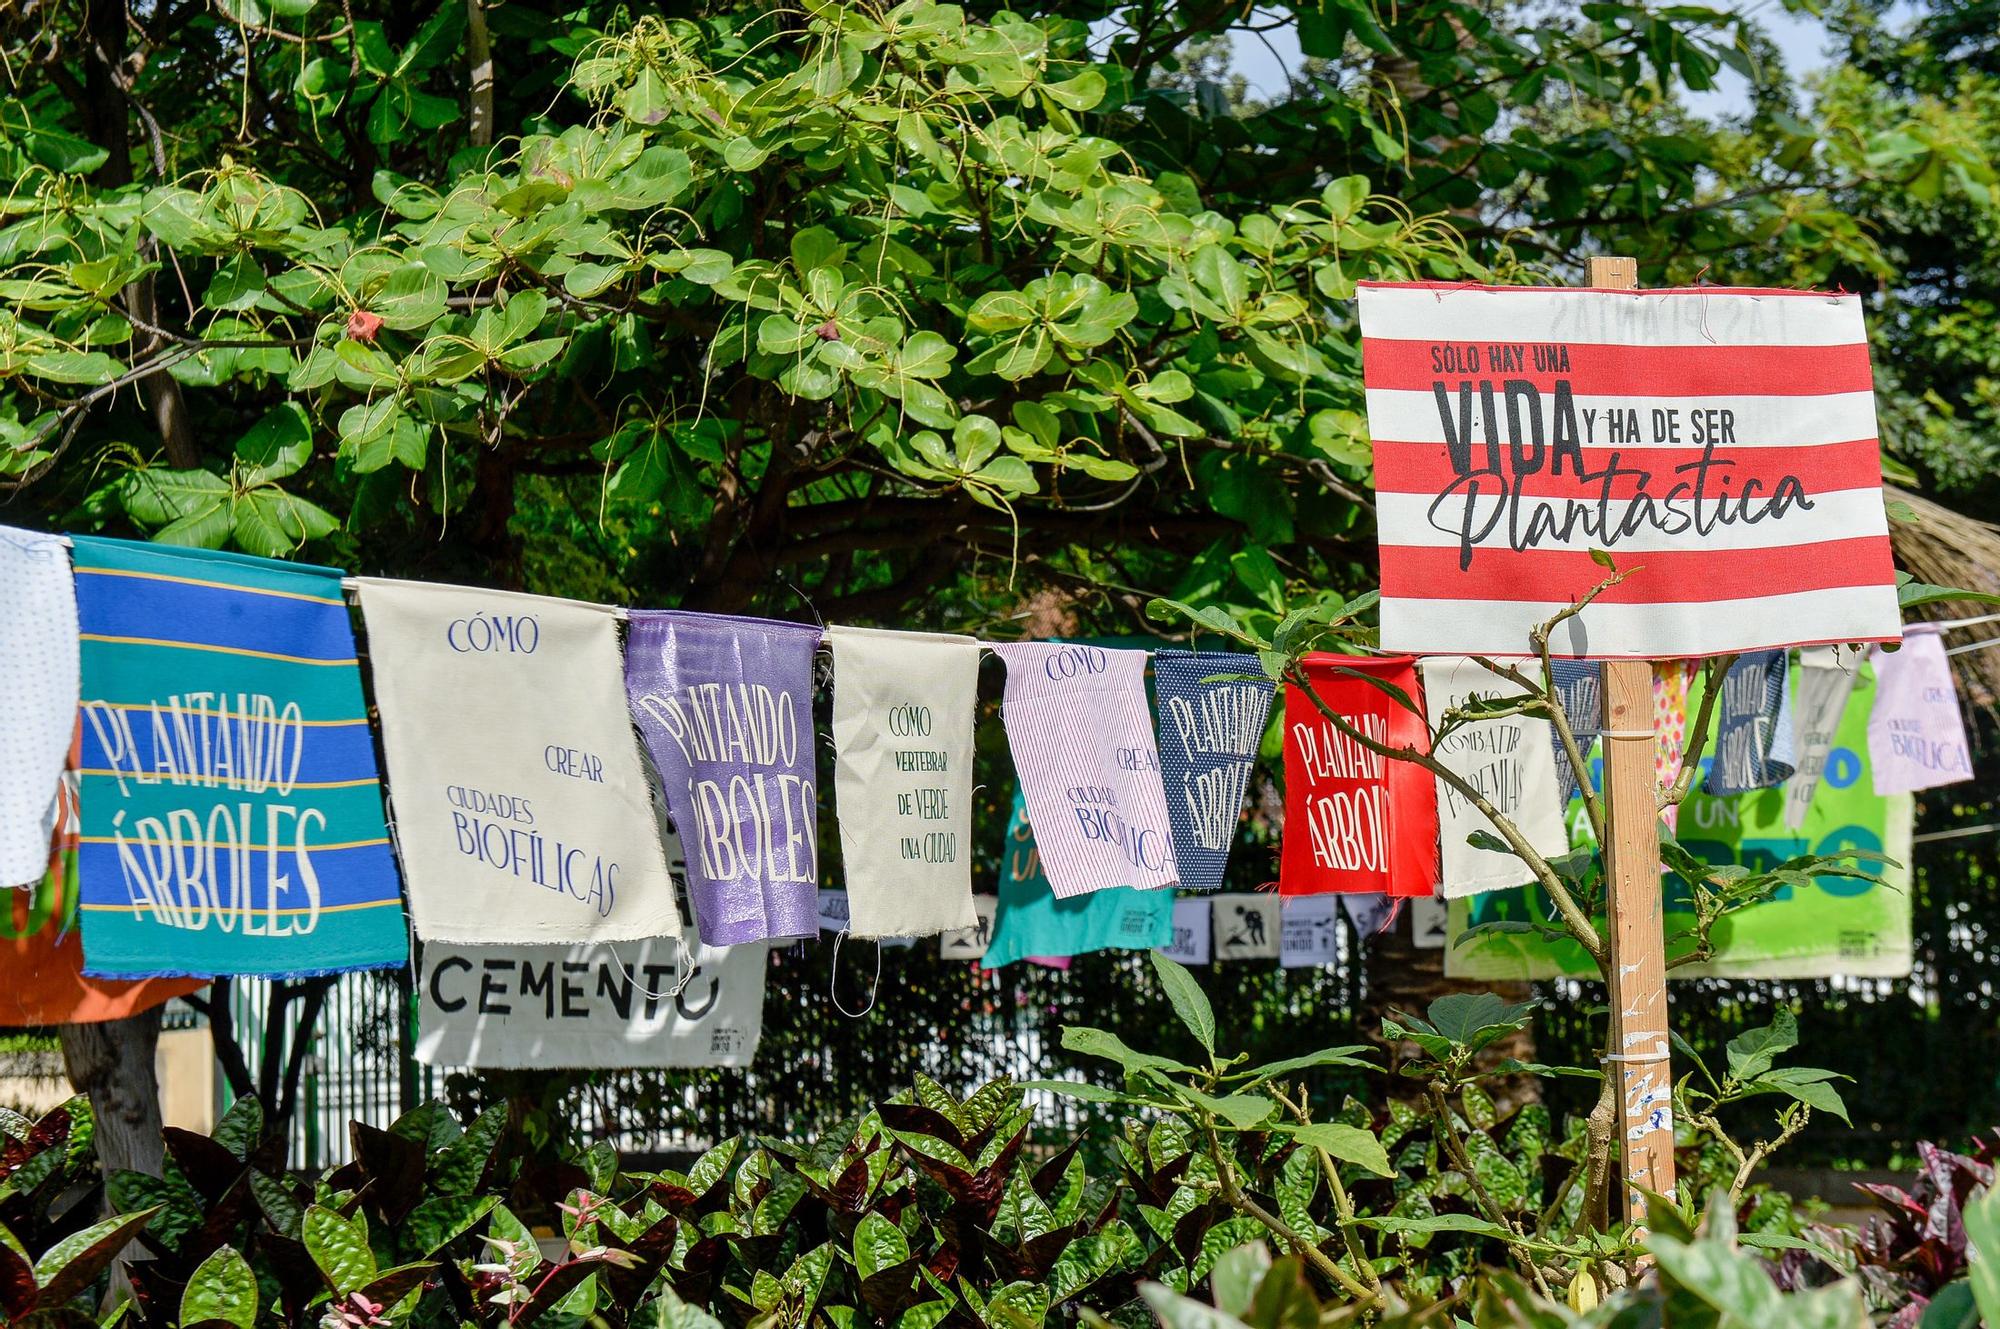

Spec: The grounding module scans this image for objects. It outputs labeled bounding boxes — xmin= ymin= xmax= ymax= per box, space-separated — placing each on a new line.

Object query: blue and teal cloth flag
xmin=982 ymin=785 xmax=1172 ymax=970
xmin=71 ymin=538 xmax=407 ymax=978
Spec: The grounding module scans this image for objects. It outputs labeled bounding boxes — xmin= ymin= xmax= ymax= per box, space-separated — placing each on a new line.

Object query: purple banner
xmin=626 ymin=611 xmax=823 ymax=945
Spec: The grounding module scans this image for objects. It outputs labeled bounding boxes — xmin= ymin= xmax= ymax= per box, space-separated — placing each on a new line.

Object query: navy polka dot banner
xmin=1152 ymin=650 xmax=1273 ymax=892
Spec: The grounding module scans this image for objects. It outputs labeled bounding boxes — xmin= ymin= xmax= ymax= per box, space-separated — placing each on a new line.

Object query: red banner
xmin=1279 ymin=655 xmax=1437 ymax=897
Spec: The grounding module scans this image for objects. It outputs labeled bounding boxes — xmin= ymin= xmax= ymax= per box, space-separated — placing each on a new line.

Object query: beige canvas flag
xmin=356 ymin=580 xmax=680 ymax=943
xmin=828 ymin=627 xmax=981 ymax=938
xmin=1422 ymin=657 xmax=1568 ymax=899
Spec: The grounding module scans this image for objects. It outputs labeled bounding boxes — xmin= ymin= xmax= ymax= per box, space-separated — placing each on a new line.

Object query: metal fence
xmin=219 ymin=794 xmax=1997 ymax=1172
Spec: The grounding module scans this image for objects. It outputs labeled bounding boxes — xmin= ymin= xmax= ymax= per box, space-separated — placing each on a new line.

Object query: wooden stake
xmin=1586 ymin=255 xmax=1677 ymax=1226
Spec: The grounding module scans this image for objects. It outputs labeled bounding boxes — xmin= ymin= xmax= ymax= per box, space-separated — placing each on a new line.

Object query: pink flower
xmin=346 ymin=309 xmax=384 ymax=342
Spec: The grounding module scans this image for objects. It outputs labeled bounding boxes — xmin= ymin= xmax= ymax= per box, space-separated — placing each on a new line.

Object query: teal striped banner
xmin=72 ymin=537 xmax=407 ymax=978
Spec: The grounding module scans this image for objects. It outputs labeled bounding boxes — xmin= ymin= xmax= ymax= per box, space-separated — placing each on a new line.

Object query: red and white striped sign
xmin=1356 ymin=282 xmax=1902 ymax=658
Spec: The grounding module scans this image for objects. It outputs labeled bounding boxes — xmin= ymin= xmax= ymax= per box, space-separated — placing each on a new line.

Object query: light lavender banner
xmin=989 ymin=642 xmax=1177 ymax=898
xmin=1868 ymin=628 xmax=1973 ymax=795
xmin=626 ymin=611 xmax=823 ymax=946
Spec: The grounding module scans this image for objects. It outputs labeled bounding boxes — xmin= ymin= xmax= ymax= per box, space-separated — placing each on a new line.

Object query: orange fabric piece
xmin=1 ymin=733 xmax=204 ymax=1026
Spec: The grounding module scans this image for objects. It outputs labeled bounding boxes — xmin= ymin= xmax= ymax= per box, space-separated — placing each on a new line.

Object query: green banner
xmin=1444 ymin=661 xmax=1912 ymax=981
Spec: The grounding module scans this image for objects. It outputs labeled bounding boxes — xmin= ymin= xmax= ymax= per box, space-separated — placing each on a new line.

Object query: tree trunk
xmin=59 ymin=1008 xmax=165 ymax=1301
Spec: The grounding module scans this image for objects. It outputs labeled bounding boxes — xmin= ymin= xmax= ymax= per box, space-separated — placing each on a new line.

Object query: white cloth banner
xmin=828 ymin=627 xmax=981 ymax=937
xmin=1409 ymin=897 xmax=1449 ymax=949
xmin=0 ymin=527 xmax=78 ymax=887
xmin=1339 ymin=893 xmax=1398 ymax=938
xmin=939 ymin=894 xmax=997 ymax=961
xmin=355 ymin=580 xmax=680 ymax=943
xmin=1280 ymin=894 xmax=1341 ymax=969
xmin=1158 ymin=897 xmax=1212 ymax=965
xmin=1423 ymin=658 xmax=1569 ymax=898
xmin=414 ymin=934 xmax=766 ymax=1068
xmin=1212 ymin=893 xmax=1279 ymax=960
xmin=816 ymin=890 xmax=912 ymax=948
xmin=1784 ymin=646 xmax=1863 ymax=829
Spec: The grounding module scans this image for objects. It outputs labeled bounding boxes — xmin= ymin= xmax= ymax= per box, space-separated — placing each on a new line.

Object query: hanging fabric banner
xmin=1409 ymin=897 xmax=1449 ymax=949
xmin=1357 ymin=282 xmax=1902 ymax=658
xmin=1451 ymin=659 xmax=1912 ymax=980
xmin=827 ymin=626 xmax=981 ymax=938
xmin=1279 ymin=654 xmax=1437 ymax=896
xmin=1785 ymin=646 xmax=1863 ymax=829
xmin=415 ymin=935 xmax=766 ymax=1069
xmin=0 ymin=526 xmax=78 ymax=888
xmin=938 ymin=895 xmax=998 ymax=961
xmin=1279 ymin=893 xmax=1341 ymax=968
xmin=356 ymin=581 xmax=680 ymax=945
xmin=1423 ymin=658 xmax=1569 ymax=898
xmin=815 ymin=890 xmax=912 ymax=948
xmin=627 ymin=611 xmax=823 ymax=946
xmin=1703 ymin=651 xmax=1796 ymax=795
xmin=1212 ymin=893 xmax=1280 ymax=960
xmin=982 ymin=787 xmax=1172 ymax=969
xmin=1653 ymin=661 xmax=1697 ymax=831
xmin=1158 ymin=896 xmax=1213 ymax=965
xmin=72 ymin=538 xmax=406 ymax=979
xmin=1152 ymin=650 xmax=1273 ymax=893
xmin=1338 ymin=893 xmax=1398 ymax=938
xmin=3 ymin=731 xmax=204 ymax=1025
xmin=1548 ymin=660 xmax=1603 ymax=807
xmin=989 ymin=642 xmax=1177 ymax=897
xmin=1868 ymin=626 xmax=1973 ymax=795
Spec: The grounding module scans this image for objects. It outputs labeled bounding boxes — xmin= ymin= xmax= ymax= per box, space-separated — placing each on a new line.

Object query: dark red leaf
xmin=163 ymin=1129 xmax=243 ymax=1204
xmin=351 ymin=1122 xmax=428 ymax=1224
xmin=37 ymin=1208 xmax=159 ymax=1306
xmin=878 ymin=1104 xmax=965 ymax=1151
xmin=0 ymin=1239 xmax=36 ymax=1316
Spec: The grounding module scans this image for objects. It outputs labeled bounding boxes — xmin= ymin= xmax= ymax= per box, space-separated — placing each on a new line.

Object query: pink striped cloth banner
xmin=989 ymin=642 xmax=1178 ymax=898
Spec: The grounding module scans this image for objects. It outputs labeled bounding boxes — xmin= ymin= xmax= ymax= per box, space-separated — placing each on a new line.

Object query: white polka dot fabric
xmin=0 ymin=526 xmax=77 ymax=887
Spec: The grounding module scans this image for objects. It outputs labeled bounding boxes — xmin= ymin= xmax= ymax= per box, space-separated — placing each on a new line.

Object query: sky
xmin=1216 ymin=1 xmax=1847 ymax=120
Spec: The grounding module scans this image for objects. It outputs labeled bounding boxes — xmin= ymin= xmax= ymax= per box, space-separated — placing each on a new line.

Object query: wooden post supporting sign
xmin=1586 ymin=256 xmax=1677 ymax=1226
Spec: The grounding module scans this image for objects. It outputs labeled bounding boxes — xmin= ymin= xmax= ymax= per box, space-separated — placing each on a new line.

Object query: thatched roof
xmin=1887 ymin=484 xmax=2000 ymax=717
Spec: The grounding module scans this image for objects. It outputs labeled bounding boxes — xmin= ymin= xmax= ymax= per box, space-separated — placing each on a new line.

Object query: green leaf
xmin=233 ymin=490 xmax=338 ymax=556
xmin=1141 ymin=1279 xmax=1257 ymax=1329
xmin=1016 ymin=1079 xmax=1141 ymax=1105
xmin=852 ymin=1212 xmax=909 ymax=1281
xmin=205 ymin=253 xmax=267 ymax=312
xmin=181 ymin=1246 xmax=258 ymax=1329
xmin=1965 ymin=1184 xmax=2000 ymax=1329
xmin=1207 ymin=1242 xmax=1269 ymax=1318
xmin=1744 ymin=1067 xmax=1851 ymax=1124
xmin=400 ymin=1194 xmax=497 ymax=1260
xmin=791 ymin=226 xmax=844 ymax=275
xmin=1725 ymin=1007 xmax=1798 ymax=1083
xmin=1231 ymin=1047 xmax=1378 ymax=1086
xmin=1177 ymin=1085 xmax=1276 ymax=1130
xmin=25 ymin=350 xmax=126 ymax=384
xmin=1286 ymin=1123 xmax=1391 ymax=1177
xmin=1424 ymin=992 xmax=1534 ymax=1051
xmin=1149 ymin=952 xmax=1215 ymax=1056
xmin=34 ymin=1208 xmax=159 ymax=1306
xmin=1060 ymin=1026 xmax=1198 ymax=1077
xmin=1349 ymin=1212 xmax=1516 ymax=1243
xmin=1896 ymin=571 xmax=2000 ymax=609
xmin=302 ymin=1204 xmax=376 ymax=1294
xmin=235 ymin=402 xmax=313 ymax=484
